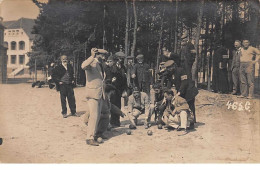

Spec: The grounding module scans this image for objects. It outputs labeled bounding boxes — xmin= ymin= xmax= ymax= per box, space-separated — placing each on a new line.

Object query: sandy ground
xmin=0 ymin=83 xmax=259 ymax=163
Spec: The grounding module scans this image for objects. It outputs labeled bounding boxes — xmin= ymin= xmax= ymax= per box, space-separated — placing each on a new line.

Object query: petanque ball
xmin=129 ymin=124 xmax=136 ymax=129
xmin=158 ymin=124 xmax=163 ymax=129
xmin=148 ymin=123 xmax=152 ymax=127
xmin=97 ymin=137 xmax=103 ymax=143
xmin=147 ymin=130 xmax=153 ymax=136
xmin=126 ymin=130 xmax=132 ymax=135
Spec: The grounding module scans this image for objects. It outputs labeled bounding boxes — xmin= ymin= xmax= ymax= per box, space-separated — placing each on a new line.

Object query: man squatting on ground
xmin=52 ymin=55 xmax=78 ymax=118
xmin=161 ymin=88 xmax=195 ymax=134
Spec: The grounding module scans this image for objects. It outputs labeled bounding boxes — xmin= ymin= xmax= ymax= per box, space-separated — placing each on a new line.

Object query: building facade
xmin=0 ymin=17 xmax=7 ymax=83
xmin=3 ymin=18 xmax=35 ymax=76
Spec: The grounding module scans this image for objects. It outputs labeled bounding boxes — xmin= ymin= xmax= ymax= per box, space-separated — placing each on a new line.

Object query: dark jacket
xmin=52 ymin=64 xmax=75 ymax=91
xmin=173 ymin=67 xmax=198 ymax=102
xmin=133 ymin=63 xmax=152 ymax=89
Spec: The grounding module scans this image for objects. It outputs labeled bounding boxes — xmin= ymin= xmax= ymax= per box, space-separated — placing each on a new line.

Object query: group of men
xmin=50 ymin=42 xmax=199 ymax=146
xmin=231 ymin=39 xmax=260 ymax=99
xmin=212 ymin=39 xmax=260 ymax=98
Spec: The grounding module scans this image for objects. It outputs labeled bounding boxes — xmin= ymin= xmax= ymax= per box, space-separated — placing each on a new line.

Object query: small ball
xmin=126 ymin=130 xmax=132 ymax=135
xmin=147 ymin=130 xmax=153 ymax=136
xmin=148 ymin=123 xmax=152 ymax=127
xmin=97 ymin=137 xmax=103 ymax=143
xmin=158 ymin=124 xmax=163 ymax=129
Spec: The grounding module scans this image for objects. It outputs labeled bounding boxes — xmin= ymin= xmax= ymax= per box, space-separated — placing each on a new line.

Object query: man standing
xmin=231 ymin=40 xmax=242 ymax=95
xmin=180 ymin=40 xmax=196 ymax=80
xmin=238 ymin=39 xmax=260 ymax=99
xmin=81 ymin=48 xmax=108 ymax=146
xmin=52 ymin=55 xmax=77 ymax=118
xmin=132 ymin=54 xmax=152 ymax=95
xmin=164 ymin=60 xmax=198 ymax=123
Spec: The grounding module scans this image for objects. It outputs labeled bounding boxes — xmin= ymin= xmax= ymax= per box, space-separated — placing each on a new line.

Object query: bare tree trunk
xmin=124 ymin=0 xmax=130 ymax=65
xmin=102 ymin=5 xmax=106 ymax=49
xmin=174 ymin=0 xmax=178 ymax=53
xmin=203 ymin=17 xmax=209 ymax=83
xmin=193 ymin=0 xmax=204 ymax=87
xmin=131 ymin=0 xmax=137 ymax=57
xmin=156 ymin=6 xmax=165 ymax=81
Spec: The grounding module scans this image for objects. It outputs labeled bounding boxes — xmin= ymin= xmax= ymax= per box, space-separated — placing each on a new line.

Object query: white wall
xmin=4 ymin=28 xmax=32 ymax=69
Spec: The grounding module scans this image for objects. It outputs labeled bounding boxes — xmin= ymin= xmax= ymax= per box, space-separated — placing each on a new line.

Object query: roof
xmin=3 ymin=18 xmax=35 ymax=40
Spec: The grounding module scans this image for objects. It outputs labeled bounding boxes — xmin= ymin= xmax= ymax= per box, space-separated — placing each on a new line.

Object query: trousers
xmin=232 ymin=67 xmax=240 ymax=93
xmin=86 ymin=98 xmax=103 ymax=140
xmin=59 ymin=84 xmax=76 ymax=115
xmin=240 ymin=62 xmax=255 ymax=97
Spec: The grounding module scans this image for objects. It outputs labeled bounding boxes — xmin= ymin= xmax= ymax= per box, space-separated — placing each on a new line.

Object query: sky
xmin=0 ymin=0 xmax=48 ymax=21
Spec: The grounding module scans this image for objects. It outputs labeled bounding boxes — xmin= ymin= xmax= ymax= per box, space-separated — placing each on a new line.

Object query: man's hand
xmin=112 ymin=77 xmax=117 ymax=82
xmin=131 ymin=74 xmax=136 ymax=78
xmin=121 ymin=112 xmax=126 ymax=118
xmin=59 ymin=82 xmax=63 ymax=85
xmin=91 ymin=48 xmax=98 ymax=57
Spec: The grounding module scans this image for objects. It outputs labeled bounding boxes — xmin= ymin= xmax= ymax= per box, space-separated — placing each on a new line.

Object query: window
xmin=19 ymin=41 xmax=25 ymax=50
xmin=11 ymin=41 xmax=16 ymax=50
xmin=11 ymin=55 xmax=16 ymax=64
xmin=19 ymin=55 xmax=25 ymax=65
xmin=4 ymin=42 xmax=8 ymax=49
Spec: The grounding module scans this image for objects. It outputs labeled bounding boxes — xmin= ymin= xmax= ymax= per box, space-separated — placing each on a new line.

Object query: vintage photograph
xmin=0 ymin=0 xmax=259 ymax=163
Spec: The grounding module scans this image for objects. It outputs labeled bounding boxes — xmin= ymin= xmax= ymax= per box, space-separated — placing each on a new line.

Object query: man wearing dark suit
xmin=52 ymin=55 xmax=77 ymax=118
xmin=131 ymin=54 xmax=152 ymax=95
xmin=231 ymin=40 xmax=241 ymax=95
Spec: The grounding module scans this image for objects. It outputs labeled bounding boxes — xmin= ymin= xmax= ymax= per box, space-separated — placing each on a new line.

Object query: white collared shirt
xmin=62 ymin=63 xmax=68 ymax=70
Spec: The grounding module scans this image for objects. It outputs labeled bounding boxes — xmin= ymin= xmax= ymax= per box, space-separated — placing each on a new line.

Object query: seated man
xmin=161 ymin=88 xmax=195 ymax=133
xmin=127 ymin=87 xmax=152 ymax=128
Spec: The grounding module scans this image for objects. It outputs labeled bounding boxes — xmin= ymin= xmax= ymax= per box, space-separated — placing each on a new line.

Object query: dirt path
xmin=0 ymin=84 xmax=259 ymax=163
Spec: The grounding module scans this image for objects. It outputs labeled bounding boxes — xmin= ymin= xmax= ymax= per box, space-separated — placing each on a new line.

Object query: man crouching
xmin=162 ymin=88 xmax=195 ymax=134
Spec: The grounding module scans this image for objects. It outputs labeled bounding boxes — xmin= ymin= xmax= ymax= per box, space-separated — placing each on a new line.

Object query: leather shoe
xmin=71 ymin=113 xmax=80 ymax=117
xmin=62 ymin=114 xmax=68 ymax=118
xmin=86 ymin=139 xmax=99 ymax=146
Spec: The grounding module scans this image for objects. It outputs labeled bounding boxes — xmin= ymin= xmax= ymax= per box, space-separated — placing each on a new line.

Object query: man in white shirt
xmin=238 ymin=39 xmax=260 ymax=99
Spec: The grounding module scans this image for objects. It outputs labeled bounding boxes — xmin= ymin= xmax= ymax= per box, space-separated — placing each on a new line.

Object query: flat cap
xmin=164 ymin=60 xmax=175 ymax=68
xmin=136 ymin=54 xmax=144 ymax=60
xmin=115 ymin=51 xmax=125 ymax=57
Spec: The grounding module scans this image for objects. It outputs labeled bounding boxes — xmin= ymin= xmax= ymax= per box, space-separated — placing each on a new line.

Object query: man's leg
xmin=247 ymin=63 xmax=255 ymax=98
xmin=59 ymin=85 xmax=67 ymax=115
xmin=86 ymin=98 xmax=103 ymax=140
xmin=179 ymin=111 xmax=188 ymax=129
xmin=67 ymin=85 xmax=76 ymax=114
xmin=187 ymin=98 xmax=196 ymax=123
xmin=96 ymin=113 xmax=110 ymax=138
xmin=110 ymin=93 xmax=121 ymax=126
xmin=232 ymin=68 xmax=239 ymax=94
xmin=240 ymin=63 xmax=248 ymax=97
xmin=144 ymin=104 xmax=154 ymax=126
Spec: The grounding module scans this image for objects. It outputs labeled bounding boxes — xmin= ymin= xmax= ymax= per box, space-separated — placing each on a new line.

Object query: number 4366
xmin=226 ymin=101 xmax=251 ymax=112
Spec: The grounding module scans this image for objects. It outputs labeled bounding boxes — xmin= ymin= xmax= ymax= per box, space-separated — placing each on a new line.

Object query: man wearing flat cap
xmin=81 ymin=48 xmax=108 ymax=146
xmin=163 ymin=59 xmax=198 ymax=123
xmin=127 ymin=87 xmax=152 ymax=128
xmin=132 ymin=54 xmax=152 ymax=95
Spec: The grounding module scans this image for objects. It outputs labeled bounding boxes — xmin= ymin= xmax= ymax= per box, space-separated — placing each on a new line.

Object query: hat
xmin=97 ymin=49 xmax=108 ymax=54
xmin=115 ymin=51 xmax=125 ymax=57
xmin=126 ymin=56 xmax=134 ymax=60
xmin=164 ymin=60 xmax=175 ymax=68
xmin=136 ymin=54 xmax=144 ymax=60
xmin=105 ymin=84 xmax=117 ymax=93
xmin=133 ymin=87 xmax=140 ymax=92
xmin=107 ymin=55 xmax=114 ymax=62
